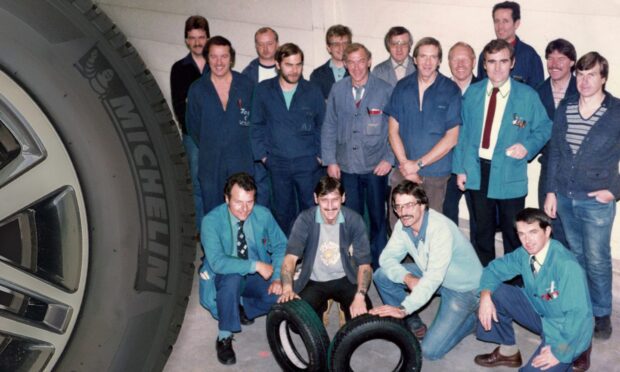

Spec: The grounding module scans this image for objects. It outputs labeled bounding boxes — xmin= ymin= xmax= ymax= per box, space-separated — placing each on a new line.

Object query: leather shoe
xmin=405 ymin=313 xmax=427 ymax=340
xmin=216 ymin=336 xmax=236 ymax=365
xmin=573 ymin=344 xmax=592 ymax=372
xmin=239 ymin=305 xmax=254 ymax=325
xmin=594 ymin=316 xmax=612 ymax=339
xmin=474 ymin=346 xmax=522 ymax=368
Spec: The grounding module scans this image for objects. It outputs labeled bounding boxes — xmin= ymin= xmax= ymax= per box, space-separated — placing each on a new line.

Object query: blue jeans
xmin=557 ymin=194 xmax=615 ymax=317
xmin=374 ymin=263 xmax=479 ymax=360
xmin=340 ymin=171 xmax=388 ymax=270
xmin=476 ymin=284 xmax=573 ymax=372
xmin=183 ymin=135 xmax=203 ymax=231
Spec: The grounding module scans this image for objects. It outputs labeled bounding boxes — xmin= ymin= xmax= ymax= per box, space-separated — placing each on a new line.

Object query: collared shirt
xmin=391 ymin=58 xmax=409 ymax=81
xmin=314 ymin=207 xmax=345 ymax=224
xmin=404 ymin=209 xmax=429 ymax=250
xmin=330 ymin=59 xmax=347 ymax=82
xmin=479 ymin=79 xmax=511 ymax=160
xmin=228 ymin=210 xmax=258 ymax=271
xmin=529 ymin=239 xmax=550 ymax=273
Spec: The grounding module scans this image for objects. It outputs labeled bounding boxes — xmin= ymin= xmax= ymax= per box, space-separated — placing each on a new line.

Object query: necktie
xmin=237 ymin=221 xmax=248 ymax=259
xmin=530 ymin=256 xmax=538 ymax=277
xmin=354 ymin=86 xmax=364 ymax=108
xmin=481 ymin=87 xmax=500 ymax=149
xmin=394 ymin=64 xmax=405 ymax=80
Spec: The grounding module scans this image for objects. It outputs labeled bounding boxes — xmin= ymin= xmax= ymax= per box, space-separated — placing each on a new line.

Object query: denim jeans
xmin=340 ymin=171 xmax=388 ymax=270
xmin=183 ymin=135 xmax=203 ymax=231
xmin=374 ymin=263 xmax=479 ymax=360
xmin=557 ymin=194 xmax=615 ymax=317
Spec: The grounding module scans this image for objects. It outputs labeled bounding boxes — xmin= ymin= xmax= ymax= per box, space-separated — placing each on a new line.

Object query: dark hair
xmin=344 ymin=42 xmax=372 ymax=61
xmin=576 ymin=51 xmax=609 ymax=88
xmin=255 ymin=27 xmax=279 ymax=43
xmin=514 ymin=208 xmax=551 ymax=230
xmin=413 ymin=37 xmax=442 ymax=64
xmin=224 ymin=172 xmax=256 ymax=198
xmin=482 ymin=38 xmax=515 ymax=62
xmin=384 ymin=26 xmax=413 ymax=52
xmin=206 ymin=36 xmax=236 ymax=65
xmin=492 ymin=1 xmax=520 ymax=22
xmin=275 ymin=43 xmax=304 ymax=64
xmin=391 ymin=181 xmax=429 ymax=210
xmin=325 ymin=24 xmax=353 ymax=45
xmin=545 ymin=39 xmax=577 ymax=72
xmin=314 ymin=176 xmax=345 ymax=197
xmin=184 ymin=15 xmax=210 ymax=39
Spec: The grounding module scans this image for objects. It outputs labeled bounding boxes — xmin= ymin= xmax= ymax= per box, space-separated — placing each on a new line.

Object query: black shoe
xmin=216 ymin=336 xmax=236 ymax=365
xmin=594 ymin=316 xmax=612 ymax=339
xmin=405 ymin=313 xmax=427 ymax=339
xmin=239 ymin=305 xmax=254 ymax=325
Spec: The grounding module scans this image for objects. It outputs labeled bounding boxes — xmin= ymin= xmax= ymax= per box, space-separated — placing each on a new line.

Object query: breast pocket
xmin=299 ymin=109 xmax=315 ymax=133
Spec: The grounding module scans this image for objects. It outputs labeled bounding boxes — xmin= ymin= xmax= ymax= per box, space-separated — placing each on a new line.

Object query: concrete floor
xmin=165 ymin=242 xmax=620 ymax=372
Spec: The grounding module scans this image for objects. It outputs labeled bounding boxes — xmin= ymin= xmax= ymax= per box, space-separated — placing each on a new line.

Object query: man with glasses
xmin=373 ymin=26 xmax=416 ymax=87
xmin=310 ymin=24 xmax=352 ymax=99
xmin=370 ymin=180 xmax=482 ymax=360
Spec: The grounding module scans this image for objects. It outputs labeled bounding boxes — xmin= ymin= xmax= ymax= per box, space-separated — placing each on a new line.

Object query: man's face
xmin=326 ymin=35 xmax=351 ymax=62
xmin=484 ymin=48 xmax=514 ymax=86
xmin=393 ymin=193 xmax=424 ymax=229
xmin=493 ymin=8 xmax=520 ymax=42
xmin=208 ymin=45 xmax=232 ymax=78
xmin=255 ymin=31 xmax=278 ymax=61
xmin=449 ymin=46 xmax=475 ymax=82
xmin=276 ymin=53 xmax=303 ymax=85
xmin=225 ymin=184 xmax=256 ymax=221
xmin=516 ymin=221 xmax=551 ymax=256
xmin=576 ymin=63 xmax=606 ymax=98
xmin=414 ymin=44 xmax=440 ymax=80
xmin=314 ymin=190 xmax=345 ymax=225
xmin=547 ymin=50 xmax=574 ymax=82
xmin=185 ymin=28 xmax=208 ymax=57
xmin=388 ymin=34 xmax=412 ymax=64
xmin=345 ymin=49 xmax=371 ymax=84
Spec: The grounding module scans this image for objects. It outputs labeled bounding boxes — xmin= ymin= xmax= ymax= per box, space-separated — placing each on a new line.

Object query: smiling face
xmin=185 ymin=28 xmax=208 ymax=57
xmin=493 ymin=8 xmax=520 ymax=42
xmin=225 ymin=184 xmax=256 ymax=222
xmin=208 ymin=44 xmax=232 ymax=78
xmin=449 ymin=45 xmax=475 ymax=83
xmin=414 ymin=44 xmax=440 ymax=80
xmin=314 ymin=190 xmax=345 ymax=225
xmin=388 ymin=33 xmax=412 ymax=64
xmin=393 ymin=193 xmax=425 ymax=231
xmin=547 ymin=50 xmax=574 ymax=82
xmin=516 ymin=221 xmax=551 ymax=256
xmin=345 ymin=49 xmax=371 ymax=86
xmin=484 ymin=47 xmax=514 ymax=87
xmin=326 ymin=35 xmax=351 ymax=63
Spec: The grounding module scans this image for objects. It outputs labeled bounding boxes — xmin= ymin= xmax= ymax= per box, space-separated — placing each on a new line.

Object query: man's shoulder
xmin=535 ymin=78 xmax=552 ymax=95
xmin=311 ymin=60 xmax=331 ymax=77
xmin=373 ymin=58 xmax=392 ymax=72
xmin=368 ymin=73 xmax=392 ymax=92
xmin=203 ymin=203 xmax=229 ymax=224
xmin=299 ymin=78 xmax=325 ymax=98
xmin=171 ymin=54 xmax=191 ymax=72
xmin=242 ymin=58 xmax=260 ymax=73
xmin=249 ymin=204 xmax=276 ymax=223
xmin=510 ymin=78 xmax=539 ymax=99
xmin=436 ymin=73 xmax=461 ymax=95
xmin=232 ymin=71 xmax=254 ymax=90
xmin=515 ymin=37 xmax=538 ymax=55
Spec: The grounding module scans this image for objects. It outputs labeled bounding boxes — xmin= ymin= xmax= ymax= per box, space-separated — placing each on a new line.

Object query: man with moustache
xmin=277 ymin=176 xmax=373 ymax=321
xmin=251 ymin=43 xmax=325 ymax=235
xmin=373 ymin=26 xmax=416 ymax=87
xmin=453 ymin=39 xmax=551 ymax=267
xmin=371 ymin=180 xmax=482 ymax=359
xmin=170 ymin=15 xmax=209 ymax=230
xmin=386 ymin=37 xmax=462 ymax=215
xmin=200 ymin=173 xmax=287 ymax=365
xmin=321 ymin=43 xmax=393 ymax=269
xmin=535 ymin=39 xmax=577 ymax=248
xmin=310 ymin=25 xmax=352 ymax=99
xmin=477 ymin=1 xmax=543 ymax=88
xmin=186 ymin=36 xmax=255 ymax=215
xmin=242 ymin=27 xmax=280 ymax=207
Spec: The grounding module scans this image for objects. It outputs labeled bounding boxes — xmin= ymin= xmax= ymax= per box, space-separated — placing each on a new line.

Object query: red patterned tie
xmin=481 ymin=87 xmax=499 ymax=149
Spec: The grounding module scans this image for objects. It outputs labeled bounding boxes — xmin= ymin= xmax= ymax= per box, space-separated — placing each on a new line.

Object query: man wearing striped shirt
xmin=544 ymin=51 xmax=620 ymax=340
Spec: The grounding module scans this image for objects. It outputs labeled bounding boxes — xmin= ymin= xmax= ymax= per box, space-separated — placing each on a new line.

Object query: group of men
xmin=169 ymin=1 xmax=618 ymax=370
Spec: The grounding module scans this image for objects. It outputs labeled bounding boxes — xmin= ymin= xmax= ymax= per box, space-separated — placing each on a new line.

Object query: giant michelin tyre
xmin=266 ymin=299 xmax=330 ymax=372
xmin=0 ymin=1 xmax=194 ymax=371
xmin=328 ymin=314 xmax=422 ymax=372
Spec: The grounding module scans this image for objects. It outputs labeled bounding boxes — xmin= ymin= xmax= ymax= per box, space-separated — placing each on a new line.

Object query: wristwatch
xmin=357 ymin=288 xmax=367 ymax=296
xmin=417 ymin=159 xmax=425 ymax=169
xmin=397 ymin=305 xmax=407 ymax=315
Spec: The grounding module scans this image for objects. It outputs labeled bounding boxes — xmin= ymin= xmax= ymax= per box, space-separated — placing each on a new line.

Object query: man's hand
xmin=531 ymin=345 xmax=560 ymax=370
xmin=505 ymin=143 xmax=528 ymax=159
xmin=349 ymin=293 xmax=368 ymax=318
xmin=369 ymin=305 xmax=407 ymax=319
xmin=327 ymin=164 xmax=341 ymax=179
xmin=255 ymin=262 xmax=274 ymax=280
xmin=544 ymin=193 xmax=557 ymax=218
xmin=399 ymin=159 xmax=419 ymax=177
xmin=373 ymin=160 xmax=392 ymax=177
xmin=268 ymin=280 xmax=282 ymax=295
xmin=277 ymin=287 xmax=300 ymax=303
xmin=478 ymin=290 xmax=498 ymax=331
xmin=588 ymin=189 xmax=615 ymax=204
xmin=403 ymin=273 xmax=420 ymax=292
xmin=456 ymin=174 xmax=467 ymax=191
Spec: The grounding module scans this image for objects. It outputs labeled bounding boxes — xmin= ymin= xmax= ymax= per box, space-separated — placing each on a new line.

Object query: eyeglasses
xmin=389 ymin=40 xmax=410 ymax=47
xmin=392 ymin=201 xmax=419 ymax=212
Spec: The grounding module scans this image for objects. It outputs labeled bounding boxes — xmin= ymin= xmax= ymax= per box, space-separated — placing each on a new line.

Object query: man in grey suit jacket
xmin=372 ymin=26 xmax=416 ymax=87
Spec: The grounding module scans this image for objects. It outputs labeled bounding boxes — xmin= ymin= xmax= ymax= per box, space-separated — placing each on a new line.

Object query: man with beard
xmin=310 ymin=25 xmax=352 ymax=99
xmin=251 ymin=43 xmax=325 ymax=235
xmin=170 ymin=15 xmax=209 ymax=230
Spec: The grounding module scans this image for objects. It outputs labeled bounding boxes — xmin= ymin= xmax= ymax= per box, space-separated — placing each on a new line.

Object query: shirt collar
xmin=531 ymin=239 xmax=551 ymax=267
xmin=403 ymin=209 xmax=429 ymax=247
xmin=486 ymin=78 xmax=511 ymax=98
xmin=329 ymin=59 xmax=345 ymax=71
xmin=391 ymin=57 xmax=409 ymax=69
xmin=314 ymin=207 xmax=345 ymax=224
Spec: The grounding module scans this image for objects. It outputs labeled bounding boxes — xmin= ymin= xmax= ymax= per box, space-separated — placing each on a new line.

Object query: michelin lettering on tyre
xmin=75 ymin=46 xmax=170 ymax=293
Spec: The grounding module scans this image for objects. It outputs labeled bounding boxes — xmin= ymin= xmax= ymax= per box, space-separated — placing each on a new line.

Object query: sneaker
xmin=405 ymin=313 xmax=427 ymax=339
xmin=216 ymin=336 xmax=236 ymax=365
xmin=594 ymin=316 xmax=612 ymax=340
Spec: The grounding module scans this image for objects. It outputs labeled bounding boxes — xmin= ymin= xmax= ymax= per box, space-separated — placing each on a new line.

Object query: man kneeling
xmin=370 ymin=180 xmax=482 ymax=360
xmin=278 ymin=176 xmax=372 ymax=321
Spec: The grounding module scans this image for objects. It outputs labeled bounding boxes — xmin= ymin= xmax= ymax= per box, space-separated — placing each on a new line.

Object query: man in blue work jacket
xmin=251 ymin=43 xmax=326 ymax=235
